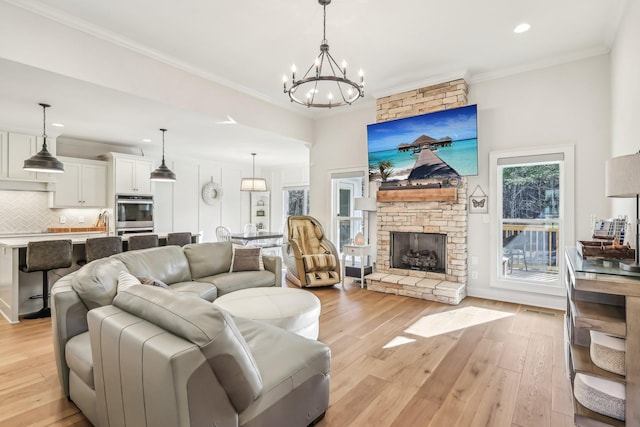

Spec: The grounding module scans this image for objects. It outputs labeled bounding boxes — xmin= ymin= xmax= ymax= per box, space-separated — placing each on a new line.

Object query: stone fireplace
xmin=366 ymin=184 xmax=468 ymax=305
xmin=364 ymin=79 xmax=469 ymax=305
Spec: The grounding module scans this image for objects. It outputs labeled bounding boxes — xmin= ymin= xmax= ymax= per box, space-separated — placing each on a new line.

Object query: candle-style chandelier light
xmin=283 ymin=0 xmax=364 ymax=108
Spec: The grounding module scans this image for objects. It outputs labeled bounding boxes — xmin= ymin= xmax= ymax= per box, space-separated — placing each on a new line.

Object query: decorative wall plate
xmin=202 ymin=180 xmax=221 ymax=205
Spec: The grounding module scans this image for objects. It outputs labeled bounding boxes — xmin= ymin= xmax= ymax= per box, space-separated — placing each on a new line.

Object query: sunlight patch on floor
xmin=404 ymin=306 xmax=514 ymax=339
xmin=382 ymin=335 xmax=417 ymax=349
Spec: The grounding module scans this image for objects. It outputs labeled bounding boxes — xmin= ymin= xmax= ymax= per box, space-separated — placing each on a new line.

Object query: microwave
xmin=115 ymin=194 xmax=154 ymax=233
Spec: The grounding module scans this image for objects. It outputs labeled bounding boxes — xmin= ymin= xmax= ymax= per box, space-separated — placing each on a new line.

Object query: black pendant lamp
xmin=23 ymin=103 xmax=64 ymax=173
xmin=150 ymin=128 xmax=176 ymax=182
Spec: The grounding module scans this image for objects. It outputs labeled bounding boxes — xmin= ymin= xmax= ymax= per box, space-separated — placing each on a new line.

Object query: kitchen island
xmin=0 ymin=231 xmax=199 ymax=323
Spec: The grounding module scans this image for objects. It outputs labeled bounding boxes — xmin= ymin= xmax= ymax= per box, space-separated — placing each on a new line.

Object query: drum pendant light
xmin=240 ymin=153 xmax=267 ymax=191
xmin=23 ymin=103 xmax=64 ymax=173
xmin=150 ymin=128 xmax=176 ymax=182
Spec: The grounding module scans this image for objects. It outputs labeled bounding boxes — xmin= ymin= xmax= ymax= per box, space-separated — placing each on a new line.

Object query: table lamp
xmin=606 ymin=152 xmax=640 ymax=271
xmin=354 ymin=197 xmax=377 ymax=245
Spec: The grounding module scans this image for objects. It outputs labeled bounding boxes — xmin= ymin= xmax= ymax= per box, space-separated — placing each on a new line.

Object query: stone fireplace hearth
xmin=365 ymin=182 xmax=468 ymax=305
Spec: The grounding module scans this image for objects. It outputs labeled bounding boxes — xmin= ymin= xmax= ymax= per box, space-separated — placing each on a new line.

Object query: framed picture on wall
xmin=469 ymin=185 xmax=488 ymax=214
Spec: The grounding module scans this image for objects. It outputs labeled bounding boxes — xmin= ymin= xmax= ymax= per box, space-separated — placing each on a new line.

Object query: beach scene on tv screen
xmin=367 ymin=105 xmax=478 ymax=182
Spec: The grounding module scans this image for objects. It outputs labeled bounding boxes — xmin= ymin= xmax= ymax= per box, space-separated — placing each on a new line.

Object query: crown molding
xmin=5 ymin=0 xmax=284 ymax=107
xmin=468 ymin=47 xmax=610 ymax=84
xmin=370 ymin=70 xmax=470 ymax=99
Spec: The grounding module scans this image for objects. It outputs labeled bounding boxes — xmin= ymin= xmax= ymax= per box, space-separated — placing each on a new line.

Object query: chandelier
xmin=283 ymin=0 xmax=364 ymax=108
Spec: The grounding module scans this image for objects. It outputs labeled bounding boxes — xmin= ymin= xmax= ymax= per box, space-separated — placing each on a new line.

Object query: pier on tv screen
xmin=366 ymin=104 xmax=478 ymax=181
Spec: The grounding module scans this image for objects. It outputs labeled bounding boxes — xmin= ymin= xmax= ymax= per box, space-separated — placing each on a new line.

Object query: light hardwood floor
xmin=0 ymin=280 xmax=574 ymax=427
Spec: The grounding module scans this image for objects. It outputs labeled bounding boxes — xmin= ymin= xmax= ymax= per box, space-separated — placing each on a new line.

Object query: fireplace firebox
xmin=390 ymin=232 xmax=447 ymax=273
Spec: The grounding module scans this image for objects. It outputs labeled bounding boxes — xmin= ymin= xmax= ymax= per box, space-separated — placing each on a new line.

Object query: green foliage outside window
xmin=502 ymin=163 xmax=560 ymax=219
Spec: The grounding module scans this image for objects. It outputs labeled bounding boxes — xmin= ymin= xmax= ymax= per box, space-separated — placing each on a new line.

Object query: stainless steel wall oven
xmin=115 ymin=194 xmax=154 ymax=234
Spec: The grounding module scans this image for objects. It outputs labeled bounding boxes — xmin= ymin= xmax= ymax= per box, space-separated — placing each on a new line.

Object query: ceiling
xmin=0 ymin=0 xmax=627 ymax=166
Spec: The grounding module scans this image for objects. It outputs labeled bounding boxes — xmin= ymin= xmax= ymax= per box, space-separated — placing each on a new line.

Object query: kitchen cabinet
xmin=1 ymin=132 xmax=56 ymax=181
xmin=49 ymin=157 xmax=107 ymax=207
xmin=250 ymin=191 xmax=270 ymax=231
xmin=109 ymin=154 xmax=153 ymax=195
xmin=565 ymin=248 xmax=639 ymax=426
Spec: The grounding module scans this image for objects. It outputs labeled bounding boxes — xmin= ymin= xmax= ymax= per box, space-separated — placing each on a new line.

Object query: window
xmin=490 ymin=146 xmax=574 ymax=297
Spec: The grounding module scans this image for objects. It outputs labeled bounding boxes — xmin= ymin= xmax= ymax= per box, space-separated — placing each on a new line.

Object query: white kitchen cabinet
xmin=113 ymin=156 xmax=153 ymax=195
xmin=7 ymin=132 xmax=36 ymax=180
xmin=49 ymin=157 xmax=107 ymax=208
xmin=4 ymin=133 xmax=55 ymax=181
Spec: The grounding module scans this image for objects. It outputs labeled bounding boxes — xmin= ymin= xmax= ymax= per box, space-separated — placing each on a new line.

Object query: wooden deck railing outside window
xmin=502 ymin=219 xmax=560 ymax=271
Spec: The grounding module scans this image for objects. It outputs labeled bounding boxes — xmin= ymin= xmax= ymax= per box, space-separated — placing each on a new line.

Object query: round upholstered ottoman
xmin=213 ymin=287 xmax=321 ymax=340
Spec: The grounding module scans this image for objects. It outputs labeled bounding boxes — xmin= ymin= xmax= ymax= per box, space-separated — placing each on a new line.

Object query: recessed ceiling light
xmin=514 ymin=22 xmax=531 ymax=34
xmin=142 ymin=138 xmax=152 ymax=142
xmin=51 ymin=123 xmax=64 ymax=127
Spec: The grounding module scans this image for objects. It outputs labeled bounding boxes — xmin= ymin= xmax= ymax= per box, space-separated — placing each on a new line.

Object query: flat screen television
xmin=367 ymin=104 xmax=478 ymax=184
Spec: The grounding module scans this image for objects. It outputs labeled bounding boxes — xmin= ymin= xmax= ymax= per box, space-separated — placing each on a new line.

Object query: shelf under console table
xmin=565 ymin=247 xmax=640 ymax=426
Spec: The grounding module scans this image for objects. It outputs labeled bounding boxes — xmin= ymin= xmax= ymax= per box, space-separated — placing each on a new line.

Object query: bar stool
xmin=20 ymin=239 xmax=73 ymax=319
xmin=85 ymin=236 xmax=122 ymax=263
xmin=167 ymin=232 xmax=192 ymax=247
xmin=128 ymin=234 xmax=159 ymax=251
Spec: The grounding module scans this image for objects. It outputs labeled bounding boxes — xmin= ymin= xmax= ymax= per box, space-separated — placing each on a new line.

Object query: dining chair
xmin=244 ymin=223 xmax=258 ymax=237
xmin=216 ymin=226 xmax=232 ymax=242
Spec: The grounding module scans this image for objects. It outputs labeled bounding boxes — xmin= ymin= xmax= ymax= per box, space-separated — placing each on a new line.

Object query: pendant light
xmin=240 ymin=153 xmax=267 ymax=192
xmin=150 ymin=128 xmax=176 ymax=182
xmin=23 ymin=103 xmax=64 ymax=173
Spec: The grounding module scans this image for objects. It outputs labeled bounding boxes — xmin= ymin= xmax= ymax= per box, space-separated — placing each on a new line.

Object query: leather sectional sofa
xmin=51 ymin=241 xmax=331 ymax=426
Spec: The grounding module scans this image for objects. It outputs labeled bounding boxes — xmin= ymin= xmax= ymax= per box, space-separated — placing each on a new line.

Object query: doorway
xmin=330 ymin=172 xmax=365 ymax=253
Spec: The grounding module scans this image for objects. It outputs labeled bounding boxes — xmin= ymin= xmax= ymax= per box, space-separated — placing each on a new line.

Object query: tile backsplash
xmin=0 ymin=191 xmax=102 ymax=234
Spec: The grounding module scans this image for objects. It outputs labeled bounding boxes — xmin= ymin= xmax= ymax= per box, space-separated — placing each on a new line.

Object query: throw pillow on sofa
xmin=138 ymin=276 xmax=169 ymax=288
xmin=117 ymin=271 xmax=169 ymax=292
xmin=230 ymin=245 xmax=264 ymax=272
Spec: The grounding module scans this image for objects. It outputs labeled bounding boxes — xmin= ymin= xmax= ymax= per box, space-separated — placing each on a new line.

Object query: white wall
xmin=152 ymin=156 xmax=260 ymax=241
xmin=310 ymin=105 xmax=376 ymax=231
xmin=264 ymin=163 xmax=310 ymax=233
xmin=310 ymin=55 xmax=611 ymax=308
xmin=610 ymin=0 xmax=640 ymax=231
xmin=151 ymin=155 xmax=309 ymax=241
xmin=0 ymin=2 xmax=313 ymax=145
xmin=466 ymin=55 xmax=610 ymax=307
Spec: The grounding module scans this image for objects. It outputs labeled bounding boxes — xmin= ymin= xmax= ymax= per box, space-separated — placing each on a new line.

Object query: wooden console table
xmin=565 ymin=247 xmax=640 ymax=426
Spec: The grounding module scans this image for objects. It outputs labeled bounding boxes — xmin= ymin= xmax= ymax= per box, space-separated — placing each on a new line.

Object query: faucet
xmin=101 ymin=209 xmax=111 ymax=235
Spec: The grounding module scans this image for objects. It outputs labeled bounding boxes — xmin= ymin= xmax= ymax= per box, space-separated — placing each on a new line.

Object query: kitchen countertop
xmin=0 ymin=231 xmax=108 ymax=248
xmin=0 ymin=230 xmax=200 ymax=324
xmin=0 ymin=231 xmax=201 ymax=249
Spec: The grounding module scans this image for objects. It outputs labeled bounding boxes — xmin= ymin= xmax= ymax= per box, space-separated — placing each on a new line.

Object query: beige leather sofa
xmin=51 ymin=242 xmax=330 ymax=426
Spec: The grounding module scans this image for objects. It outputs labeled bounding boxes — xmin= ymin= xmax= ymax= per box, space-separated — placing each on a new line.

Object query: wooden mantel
xmin=376 ymin=187 xmax=457 ymax=202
